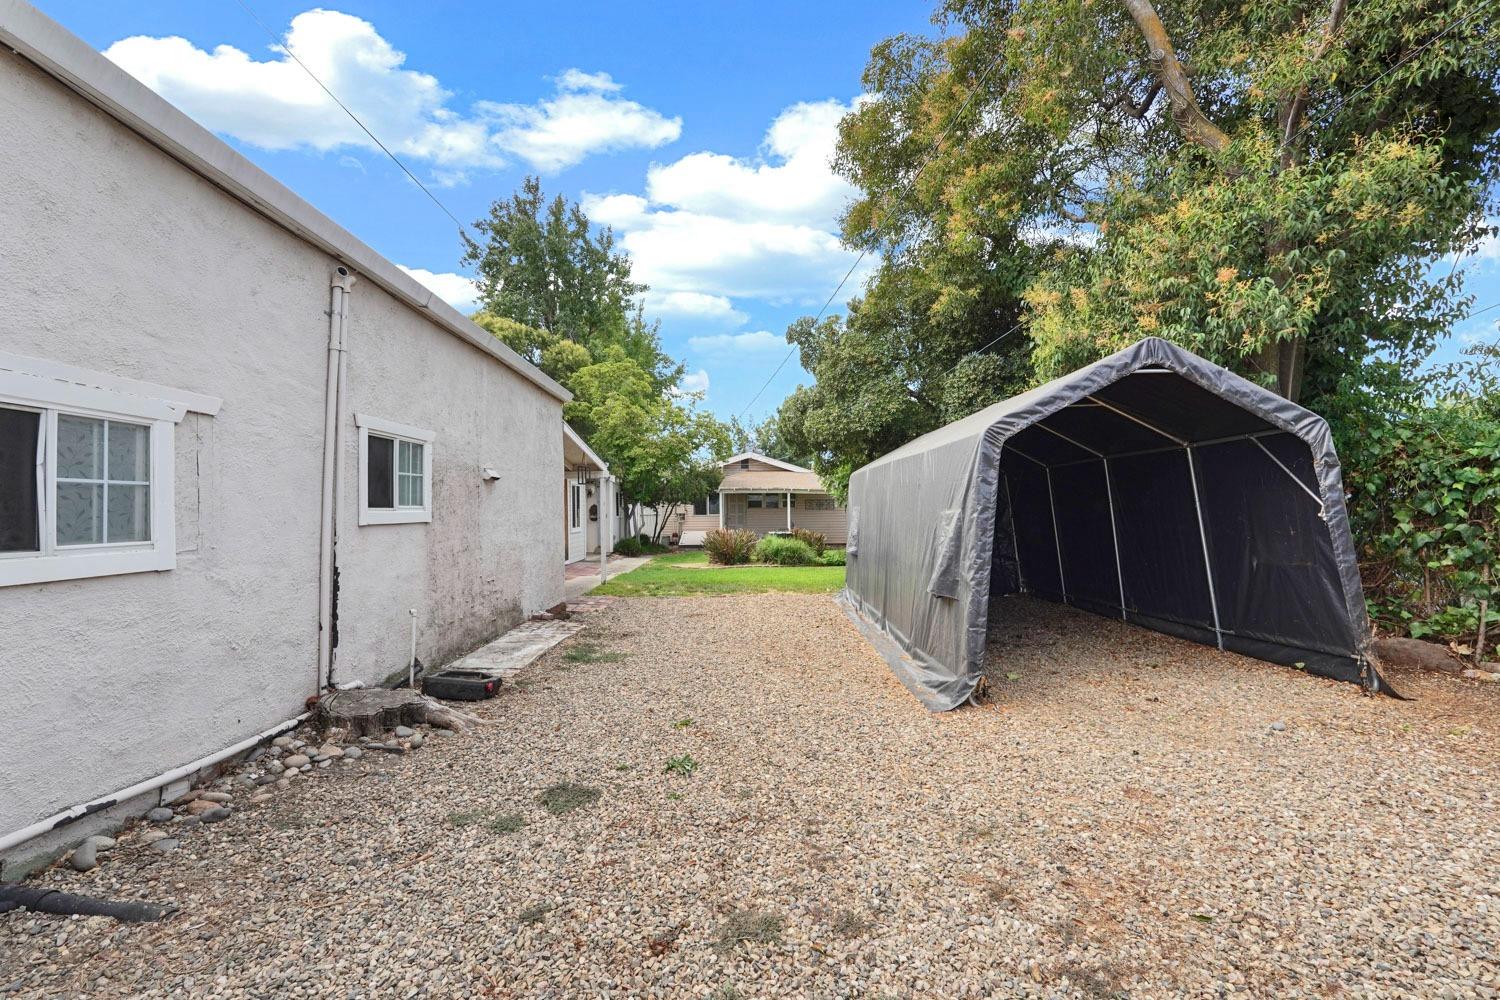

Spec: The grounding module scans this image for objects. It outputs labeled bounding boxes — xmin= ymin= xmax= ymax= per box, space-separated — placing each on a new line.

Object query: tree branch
xmin=1119 ymin=0 xmax=1232 ymax=153
xmin=1122 ymin=81 xmax=1164 ymax=119
xmin=1280 ymin=0 xmax=1348 ymax=168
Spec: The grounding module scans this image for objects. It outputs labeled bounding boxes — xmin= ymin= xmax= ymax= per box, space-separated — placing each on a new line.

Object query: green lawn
xmin=591 ymin=551 xmax=846 ymax=597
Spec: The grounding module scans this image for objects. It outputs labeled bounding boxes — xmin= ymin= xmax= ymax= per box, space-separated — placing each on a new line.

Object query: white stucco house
xmin=0 ymin=0 xmax=580 ymax=872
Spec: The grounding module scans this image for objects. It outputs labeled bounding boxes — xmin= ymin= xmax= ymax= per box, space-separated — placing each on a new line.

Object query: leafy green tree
xmin=466 ymin=181 xmax=728 ymax=528
xmin=829 ymin=0 xmax=1497 ymax=403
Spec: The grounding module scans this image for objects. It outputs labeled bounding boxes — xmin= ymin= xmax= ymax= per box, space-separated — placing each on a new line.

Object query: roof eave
xmin=0 ymin=0 xmax=571 ymax=405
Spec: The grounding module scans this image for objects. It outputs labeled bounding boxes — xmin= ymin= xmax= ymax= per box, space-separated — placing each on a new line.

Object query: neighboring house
xmin=563 ymin=423 xmax=621 ymax=564
xmin=0 ymin=1 xmax=571 ymax=870
xmin=666 ymin=453 xmax=848 ymax=546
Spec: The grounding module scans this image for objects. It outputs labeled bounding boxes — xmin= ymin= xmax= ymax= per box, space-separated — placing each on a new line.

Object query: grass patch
xmin=447 ymin=810 xmax=486 ymax=828
xmin=487 ymin=812 xmax=526 ymax=833
xmin=539 ymin=782 xmax=602 ymax=815
xmin=592 ymin=551 xmax=844 ymax=597
xmin=715 ymin=908 xmax=784 ymax=951
xmin=563 ymin=642 xmax=625 ymax=664
xmin=664 ymin=753 xmax=699 ymax=776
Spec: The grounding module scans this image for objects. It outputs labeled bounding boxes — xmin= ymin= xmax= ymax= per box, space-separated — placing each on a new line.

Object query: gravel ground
xmin=2 ymin=593 xmax=1497 ymax=999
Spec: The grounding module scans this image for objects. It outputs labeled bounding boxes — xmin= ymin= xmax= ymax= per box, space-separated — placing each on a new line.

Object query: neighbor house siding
xmin=0 ymin=45 xmax=562 ymax=842
xmin=792 ymin=499 xmax=847 ymax=545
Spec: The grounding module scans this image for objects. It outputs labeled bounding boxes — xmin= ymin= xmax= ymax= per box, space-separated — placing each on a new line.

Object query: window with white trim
xmin=570 ymin=483 xmax=582 ymax=528
xmin=0 ymin=352 xmax=215 ymax=587
xmin=356 ymin=413 xmax=434 ymax=525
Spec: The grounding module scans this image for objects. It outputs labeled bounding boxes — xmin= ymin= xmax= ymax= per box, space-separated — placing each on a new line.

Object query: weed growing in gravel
xmin=615 ymin=763 xmax=633 ymax=772
xmin=539 ymin=782 xmax=602 ymax=815
xmin=711 ymin=987 xmax=741 ymax=1000
xmin=715 ymin=908 xmax=784 ymax=951
xmin=447 ymin=811 xmax=485 ymax=828
xmin=664 ymin=753 xmax=699 ymax=776
xmin=518 ymin=902 xmax=556 ymax=925
xmin=830 ymin=909 xmax=871 ymax=938
xmin=487 ymin=813 xmax=525 ymax=833
xmin=672 ymin=717 xmax=693 ymax=729
xmin=563 ymin=643 xmax=624 ymax=664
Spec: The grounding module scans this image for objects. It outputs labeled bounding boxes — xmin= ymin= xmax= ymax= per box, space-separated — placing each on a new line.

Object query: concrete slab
xmin=447 ymin=619 xmax=585 ymax=681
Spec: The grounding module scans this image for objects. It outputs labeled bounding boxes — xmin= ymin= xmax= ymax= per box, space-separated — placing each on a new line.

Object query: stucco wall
xmin=0 ymin=47 xmax=561 ymax=839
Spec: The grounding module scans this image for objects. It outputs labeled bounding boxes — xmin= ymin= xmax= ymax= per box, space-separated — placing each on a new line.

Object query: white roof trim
xmin=563 ymin=422 xmax=608 ymax=473
xmin=0 ymin=349 xmax=221 ymax=421
xmin=0 ymin=0 xmax=569 ymax=406
xmin=722 ymin=452 xmax=812 ymax=474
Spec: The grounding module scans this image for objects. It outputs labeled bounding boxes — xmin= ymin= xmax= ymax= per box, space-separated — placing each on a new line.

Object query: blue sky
xmin=33 ymin=0 xmax=937 ymax=423
xmin=32 ymin=1 xmax=1500 ymax=421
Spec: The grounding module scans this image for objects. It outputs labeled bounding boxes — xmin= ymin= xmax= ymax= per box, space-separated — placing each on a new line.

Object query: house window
xmin=692 ymin=493 xmax=720 ymax=516
xmin=764 ymin=493 xmax=781 ymax=509
xmin=747 ymin=493 xmax=762 ymax=509
xmin=740 ymin=458 xmax=750 ymax=469
xmin=571 ymin=483 xmax=582 ymax=528
xmin=788 ymin=494 xmax=796 ymax=509
xmin=0 ymin=352 xmax=213 ymax=587
xmin=356 ymin=414 xmax=434 ymax=525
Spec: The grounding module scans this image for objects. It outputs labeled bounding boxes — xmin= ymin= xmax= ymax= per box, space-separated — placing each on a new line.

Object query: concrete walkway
xmin=563 ymin=554 xmax=653 ymax=600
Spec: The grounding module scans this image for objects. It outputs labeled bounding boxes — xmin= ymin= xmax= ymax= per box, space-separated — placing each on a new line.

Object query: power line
xmin=1281 ymin=4 xmax=1489 ymax=158
xmin=229 ymin=0 xmax=475 ymax=243
xmin=737 ymin=46 xmax=1013 ymax=419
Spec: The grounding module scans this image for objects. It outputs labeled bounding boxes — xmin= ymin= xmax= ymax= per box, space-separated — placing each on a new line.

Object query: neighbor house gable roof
xmin=721 ymin=452 xmax=812 ymax=474
xmin=0 ymin=0 xmax=569 ymax=405
xmin=718 ymin=469 xmax=826 ymax=493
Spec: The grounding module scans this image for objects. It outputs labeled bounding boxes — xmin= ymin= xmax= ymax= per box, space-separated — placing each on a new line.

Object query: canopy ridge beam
xmin=1045 ymin=429 xmax=1289 ymax=469
xmin=1250 ymin=437 xmax=1323 ymax=507
xmin=1003 ymin=443 xmax=1049 ymax=468
xmin=1046 ymin=466 xmax=1069 ymax=604
xmin=1185 ymin=445 xmax=1224 ymax=650
xmin=1104 ymin=457 xmax=1126 ymax=620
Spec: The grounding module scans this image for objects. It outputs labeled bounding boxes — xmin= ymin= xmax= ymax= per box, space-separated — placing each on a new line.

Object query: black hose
xmin=0 ymin=884 xmax=170 ymax=922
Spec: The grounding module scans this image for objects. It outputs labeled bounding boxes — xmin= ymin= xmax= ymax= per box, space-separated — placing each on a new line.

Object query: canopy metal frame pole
xmin=1185 ymin=445 xmax=1224 ymax=650
xmin=1250 ymin=437 xmax=1323 ymax=507
xmin=1003 ymin=470 xmax=1025 ymax=594
xmin=1103 ymin=457 xmax=1126 ymax=620
xmin=1045 ymin=466 xmax=1068 ymax=604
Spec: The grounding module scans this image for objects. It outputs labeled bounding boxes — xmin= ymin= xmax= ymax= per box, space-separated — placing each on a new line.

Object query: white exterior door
xmin=567 ymin=482 xmax=586 ymax=562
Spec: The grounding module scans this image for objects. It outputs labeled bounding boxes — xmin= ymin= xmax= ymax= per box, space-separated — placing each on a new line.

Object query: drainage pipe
xmin=0 ymin=713 xmax=309 ymax=857
xmin=318 ymin=267 xmax=355 ymax=693
xmin=0 ymin=885 xmax=170 ymax=923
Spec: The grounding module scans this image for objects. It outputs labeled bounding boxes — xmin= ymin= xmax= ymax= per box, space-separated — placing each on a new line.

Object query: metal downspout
xmin=318 ymin=267 xmax=354 ymax=693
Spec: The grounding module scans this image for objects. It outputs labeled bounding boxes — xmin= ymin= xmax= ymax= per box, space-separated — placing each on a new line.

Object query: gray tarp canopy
xmin=841 ymin=337 xmax=1382 ymax=711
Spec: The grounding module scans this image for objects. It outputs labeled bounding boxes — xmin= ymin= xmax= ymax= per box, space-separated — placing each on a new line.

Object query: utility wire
xmin=229 ymin=0 xmax=475 ymax=243
xmin=737 ymin=47 xmax=1013 ymax=419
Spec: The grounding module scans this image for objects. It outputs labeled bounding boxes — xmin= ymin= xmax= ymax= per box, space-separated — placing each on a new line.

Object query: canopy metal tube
xmin=1045 ymin=466 xmax=1068 ymax=604
xmin=1251 ymin=437 xmax=1323 ymax=507
xmin=1104 ymin=457 xmax=1126 ymax=620
xmin=1185 ymin=445 xmax=1224 ymax=650
xmin=1004 ymin=472 xmax=1025 ymax=594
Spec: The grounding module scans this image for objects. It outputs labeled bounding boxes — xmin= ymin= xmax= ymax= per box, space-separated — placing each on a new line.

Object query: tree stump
xmin=317 ymin=688 xmax=487 ymax=737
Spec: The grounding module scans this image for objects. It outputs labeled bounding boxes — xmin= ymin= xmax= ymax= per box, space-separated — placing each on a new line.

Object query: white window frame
xmin=570 ymin=483 xmax=582 ymax=529
xmin=0 ymin=352 xmax=219 ymax=588
xmin=356 ymin=413 xmax=434 ymax=526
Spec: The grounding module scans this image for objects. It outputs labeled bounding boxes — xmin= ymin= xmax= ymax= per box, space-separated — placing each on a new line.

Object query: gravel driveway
xmin=3 ymin=593 xmax=1497 ymax=999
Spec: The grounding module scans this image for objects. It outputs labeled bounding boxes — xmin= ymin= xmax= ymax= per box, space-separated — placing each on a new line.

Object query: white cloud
xmin=397 ymin=265 xmax=478 ymax=314
xmin=103 ymin=11 xmax=677 ymax=175
xmin=678 ymin=369 xmax=711 ymax=395
xmin=585 ymin=98 xmax=870 ymax=318
xmin=687 ymin=330 xmax=785 ymax=355
xmin=644 ymin=290 xmax=748 ymax=325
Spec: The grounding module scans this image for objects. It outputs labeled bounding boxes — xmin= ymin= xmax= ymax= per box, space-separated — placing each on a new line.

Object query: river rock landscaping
xmin=1 ymin=593 xmax=1497 ymax=998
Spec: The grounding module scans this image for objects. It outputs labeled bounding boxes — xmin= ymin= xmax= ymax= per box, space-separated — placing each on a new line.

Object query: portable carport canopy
xmin=840 ymin=337 xmax=1383 ymax=711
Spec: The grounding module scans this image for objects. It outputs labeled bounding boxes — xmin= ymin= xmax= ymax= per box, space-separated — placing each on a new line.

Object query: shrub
xmin=704 ymin=528 xmax=757 ymax=565
xmin=819 ymin=548 xmax=847 ymax=566
xmin=613 ymin=535 xmax=643 ymax=556
xmin=753 ymin=535 xmax=818 ymax=566
xmin=790 ymin=527 xmax=827 ymax=555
